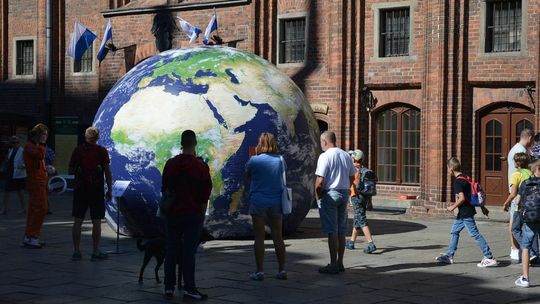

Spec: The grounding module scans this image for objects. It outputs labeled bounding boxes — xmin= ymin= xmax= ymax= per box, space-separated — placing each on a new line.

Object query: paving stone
xmin=2 ymin=192 xmax=540 ymax=303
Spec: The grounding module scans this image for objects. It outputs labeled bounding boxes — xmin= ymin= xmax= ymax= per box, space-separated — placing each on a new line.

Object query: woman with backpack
xmin=345 ymin=150 xmax=377 ymax=254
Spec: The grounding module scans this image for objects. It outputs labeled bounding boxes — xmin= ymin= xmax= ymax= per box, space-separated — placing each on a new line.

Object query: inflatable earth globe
xmin=94 ymin=46 xmax=320 ymax=238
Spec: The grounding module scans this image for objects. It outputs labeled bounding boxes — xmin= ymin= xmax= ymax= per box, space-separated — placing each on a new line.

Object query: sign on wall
xmin=54 ymin=117 xmax=79 ymax=174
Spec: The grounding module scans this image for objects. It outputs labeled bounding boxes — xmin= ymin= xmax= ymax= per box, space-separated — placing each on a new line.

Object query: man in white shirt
xmin=506 ymin=128 xmax=533 ymax=262
xmin=315 ymin=131 xmax=355 ymax=274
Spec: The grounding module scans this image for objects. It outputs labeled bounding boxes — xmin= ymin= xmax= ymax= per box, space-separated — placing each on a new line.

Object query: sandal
xmin=318 ymin=264 xmax=339 ymax=274
xmin=72 ymin=252 xmax=82 ymax=261
xmin=90 ymin=251 xmax=108 ymax=261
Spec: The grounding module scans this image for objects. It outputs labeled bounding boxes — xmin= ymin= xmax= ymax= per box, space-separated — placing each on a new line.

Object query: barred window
xmin=74 ymin=44 xmax=93 ymax=73
xmin=16 ymin=40 xmax=34 ymax=75
xmin=486 ymin=0 xmax=521 ymax=52
xmin=279 ymin=18 xmax=306 ymax=64
xmin=111 ymin=0 xmax=130 ymax=8
xmin=380 ymin=7 xmax=410 ymax=57
xmin=376 ymin=107 xmax=420 ymax=184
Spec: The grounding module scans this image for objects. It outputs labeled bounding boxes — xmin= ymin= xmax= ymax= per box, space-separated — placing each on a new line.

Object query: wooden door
xmin=480 ymin=108 xmax=534 ymax=205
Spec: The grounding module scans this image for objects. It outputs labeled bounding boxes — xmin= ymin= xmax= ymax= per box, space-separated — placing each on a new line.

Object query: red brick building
xmin=1 ymin=0 xmax=539 ymax=213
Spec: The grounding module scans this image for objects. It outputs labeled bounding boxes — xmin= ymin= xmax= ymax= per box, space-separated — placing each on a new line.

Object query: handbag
xmin=279 ymin=156 xmax=292 ymax=215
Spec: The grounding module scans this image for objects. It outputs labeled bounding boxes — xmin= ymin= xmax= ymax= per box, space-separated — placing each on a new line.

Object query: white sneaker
xmin=477 ymin=257 xmax=498 ymax=268
xmin=510 ymin=248 xmax=520 ymax=261
xmin=515 ymin=276 xmax=530 ymax=288
xmin=23 ymin=237 xmax=43 ymax=249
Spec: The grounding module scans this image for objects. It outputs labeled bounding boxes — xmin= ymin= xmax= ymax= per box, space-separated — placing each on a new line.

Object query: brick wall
xmin=1 ymin=0 xmax=539 ymax=216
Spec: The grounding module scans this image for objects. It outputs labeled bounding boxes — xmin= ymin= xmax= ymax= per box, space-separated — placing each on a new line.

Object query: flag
xmin=97 ymin=19 xmax=113 ymax=62
xmin=66 ymin=21 xmax=97 ymax=61
xmin=177 ymin=17 xmax=202 ymax=44
xmin=202 ymin=14 xmax=218 ymax=45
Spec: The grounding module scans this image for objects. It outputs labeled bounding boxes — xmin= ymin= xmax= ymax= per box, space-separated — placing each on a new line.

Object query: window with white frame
xmin=74 ymin=44 xmax=93 ymax=73
xmin=16 ymin=40 xmax=34 ymax=76
xmin=379 ymin=7 xmax=410 ymax=57
xmin=485 ymin=0 xmax=522 ymax=53
xmin=278 ymin=17 xmax=306 ymax=64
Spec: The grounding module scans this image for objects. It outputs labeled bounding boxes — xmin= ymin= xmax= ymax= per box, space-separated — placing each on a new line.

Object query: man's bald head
xmin=320 ymin=131 xmax=337 ymax=151
xmin=321 ymin=131 xmax=336 ymax=144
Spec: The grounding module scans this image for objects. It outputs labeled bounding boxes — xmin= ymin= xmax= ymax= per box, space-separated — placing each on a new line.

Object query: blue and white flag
xmin=66 ymin=21 xmax=97 ymax=61
xmin=202 ymin=14 xmax=218 ymax=45
xmin=97 ymin=19 xmax=113 ymax=62
xmin=177 ymin=17 xmax=202 ymax=44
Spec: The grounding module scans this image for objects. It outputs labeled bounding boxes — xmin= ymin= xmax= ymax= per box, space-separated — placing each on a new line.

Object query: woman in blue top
xmin=245 ymin=132 xmax=287 ymax=281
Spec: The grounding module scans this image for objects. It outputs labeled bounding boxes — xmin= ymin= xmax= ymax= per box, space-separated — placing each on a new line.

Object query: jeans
xmin=511 ymin=211 xmax=539 ymax=256
xmin=522 ymin=222 xmax=540 ymax=250
xmin=447 ymin=217 xmax=493 ymax=258
xmin=318 ymin=189 xmax=349 ymax=234
xmin=164 ymin=214 xmax=204 ymax=292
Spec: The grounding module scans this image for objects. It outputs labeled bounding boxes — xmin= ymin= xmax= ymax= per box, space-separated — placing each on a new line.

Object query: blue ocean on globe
xmin=93 ymin=46 xmax=320 ymax=238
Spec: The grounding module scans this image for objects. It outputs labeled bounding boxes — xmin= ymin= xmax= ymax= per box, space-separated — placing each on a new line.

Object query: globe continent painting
xmin=94 ymin=46 xmax=320 ymax=238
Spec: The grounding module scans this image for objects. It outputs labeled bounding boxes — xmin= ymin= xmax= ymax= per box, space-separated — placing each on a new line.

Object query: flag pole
xmin=214 ymin=7 xmax=219 ymax=37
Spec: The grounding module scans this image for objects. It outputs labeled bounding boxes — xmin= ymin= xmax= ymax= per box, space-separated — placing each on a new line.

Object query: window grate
xmin=280 ymin=18 xmax=306 ymax=64
xmin=486 ymin=0 xmax=521 ymax=52
xmin=380 ymin=8 xmax=410 ymax=57
xmin=74 ymin=44 xmax=93 ymax=73
xmin=16 ymin=40 xmax=34 ymax=76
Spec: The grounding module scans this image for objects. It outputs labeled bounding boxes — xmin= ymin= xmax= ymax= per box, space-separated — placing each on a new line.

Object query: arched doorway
xmin=317 ymin=119 xmax=328 ymax=133
xmin=480 ymin=105 xmax=534 ymax=205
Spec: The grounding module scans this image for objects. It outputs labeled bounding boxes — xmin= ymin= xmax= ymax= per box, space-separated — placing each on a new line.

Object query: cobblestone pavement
xmin=1 ymin=192 xmax=539 ymax=304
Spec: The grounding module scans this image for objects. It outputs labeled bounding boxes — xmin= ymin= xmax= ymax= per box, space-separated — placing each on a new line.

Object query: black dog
xmin=137 ymin=229 xmax=214 ymax=284
xmin=137 ymin=237 xmax=166 ymax=284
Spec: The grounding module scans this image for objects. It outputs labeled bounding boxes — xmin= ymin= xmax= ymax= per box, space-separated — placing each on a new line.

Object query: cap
xmin=351 ymin=149 xmax=365 ymax=161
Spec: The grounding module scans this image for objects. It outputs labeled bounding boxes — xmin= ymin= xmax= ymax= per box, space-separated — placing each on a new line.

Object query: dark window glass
xmin=380 ymin=7 xmax=410 ymax=57
xmin=377 ymin=110 xmax=398 ymax=182
xmin=402 ymin=110 xmax=420 ymax=184
xmin=16 ymin=40 xmax=34 ymax=75
xmin=279 ymin=18 xmax=306 ymax=64
xmin=376 ymin=107 xmax=421 ymax=184
xmin=485 ymin=119 xmax=503 ymax=172
xmin=74 ymin=44 xmax=93 ymax=73
xmin=486 ymin=0 xmax=521 ymax=52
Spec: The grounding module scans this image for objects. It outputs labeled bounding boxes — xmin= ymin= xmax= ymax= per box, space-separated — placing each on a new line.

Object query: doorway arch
xmin=479 ymin=103 xmax=534 ymax=205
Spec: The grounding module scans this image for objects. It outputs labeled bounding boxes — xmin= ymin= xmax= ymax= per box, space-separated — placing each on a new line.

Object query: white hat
xmin=352 ymin=149 xmax=365 ymax=161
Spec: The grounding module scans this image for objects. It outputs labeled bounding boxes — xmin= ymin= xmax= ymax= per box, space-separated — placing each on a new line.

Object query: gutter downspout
xmin=45 ymin=0 xmax=52 ymax=125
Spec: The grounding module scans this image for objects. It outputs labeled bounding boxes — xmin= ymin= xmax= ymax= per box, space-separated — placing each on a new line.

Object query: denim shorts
xmin=249 ymin=204 xmax=282 ymax=219
xmin=351 ymin=195 xmax=368 ymax=228
xmin=522 ymin=222 xmax=540 ymax=250
xmin=318 ymin=189 xmax=349 ymax=235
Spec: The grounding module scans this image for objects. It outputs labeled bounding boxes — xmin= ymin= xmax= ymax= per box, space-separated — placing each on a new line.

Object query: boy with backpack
xmin=514 ymin=159 xmax=540 ymax=287
xmin=435 ymin=157 xmax=497 ymax=267
xmin=345 ymin=150 xmax=377 ymax=254
xmin=502 ymin=152 xmax=539 ymax=265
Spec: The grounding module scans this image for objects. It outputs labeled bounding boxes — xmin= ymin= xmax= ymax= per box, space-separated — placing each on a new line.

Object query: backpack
xmin=76 ymin=144 xmax=105 ymax=187
xmin=456 ymin=176 xmax=486 ymax=207
xmin=518 ymin=176 xmax=540 ymax=223
xmin=357 ymin=167 xmax=377 ymax=197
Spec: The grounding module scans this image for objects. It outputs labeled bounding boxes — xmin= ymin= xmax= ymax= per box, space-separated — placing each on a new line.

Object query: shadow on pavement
xmin=289 ymin=217 xmax=427 ymax=239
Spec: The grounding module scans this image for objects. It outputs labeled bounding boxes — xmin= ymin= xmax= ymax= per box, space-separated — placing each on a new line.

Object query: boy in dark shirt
xmin=435 ymin=157 xmax=498 ymax=268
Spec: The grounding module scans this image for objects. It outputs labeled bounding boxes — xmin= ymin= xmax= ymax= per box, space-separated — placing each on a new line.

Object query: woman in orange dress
xmin=22 ymin=123 xmax=49 ymax=249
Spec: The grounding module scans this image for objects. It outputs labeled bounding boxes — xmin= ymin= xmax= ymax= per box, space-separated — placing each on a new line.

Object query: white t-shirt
xmin=315 ymin=147 xmax=355 ymax=190
xmin=507 ymin=142 xmax=527 ymax=186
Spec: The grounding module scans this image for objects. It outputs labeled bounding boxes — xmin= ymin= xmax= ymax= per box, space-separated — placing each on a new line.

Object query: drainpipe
xmin=45 ymin=0 xmax=52 ymax=126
